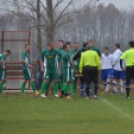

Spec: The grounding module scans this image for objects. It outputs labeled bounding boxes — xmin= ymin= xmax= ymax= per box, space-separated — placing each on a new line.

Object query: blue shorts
xmin=101 ymin=69 xmax=113 ymax=81
xmin=113 ymin=70 xmax=125 ymax=79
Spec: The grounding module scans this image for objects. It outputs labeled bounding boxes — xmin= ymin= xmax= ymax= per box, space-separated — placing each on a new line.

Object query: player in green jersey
xmin=40 ymin=42 xmax=62 ymax=98
xmin=61 ymin=43 xmax=78 ymax=99
xmin=57 ymin=40 xmax=64 ymax=91
xmin=21 ymin=44 xmax=36 ymax=94
xmin=69 ymin=43 xmax=79 ymax=95
xmin=0 ymin=50 xmax=11 ymax=95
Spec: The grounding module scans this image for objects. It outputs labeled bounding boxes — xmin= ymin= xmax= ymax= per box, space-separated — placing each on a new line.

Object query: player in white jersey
xmin=101 ymin=47 xmax=113 ymax=92
xmin=112 ymin=44 xmax=126 ymax=94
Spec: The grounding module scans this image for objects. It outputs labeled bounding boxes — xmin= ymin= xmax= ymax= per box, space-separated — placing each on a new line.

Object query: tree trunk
xmin=37 ymin=0 xmax=42 ymax=53
xmin=46 ymin=0 xmax=54 ymax=44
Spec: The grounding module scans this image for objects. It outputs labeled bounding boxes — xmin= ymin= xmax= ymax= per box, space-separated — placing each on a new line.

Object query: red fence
xmin=0 ymin=31 xmax=32 ymax=90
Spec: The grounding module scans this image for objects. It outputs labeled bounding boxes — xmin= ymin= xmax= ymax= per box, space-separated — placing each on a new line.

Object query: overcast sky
xmin=98 ymin=0 xmax=134 ymax=9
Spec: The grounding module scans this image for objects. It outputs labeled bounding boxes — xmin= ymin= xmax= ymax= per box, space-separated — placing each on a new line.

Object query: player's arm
xmin=39 ymin=51 xmax=45 ymax=72
xmin=95 ymin=53 xmax=101 ymax=72
xmin=79 ymin=54 xmax=84 ymax=75
xmin=70 ymin=60 xmax=78 ymax=74
xmin=120 ymin=52 xmax=127 ymax=70
xmin=21 ymin=53 xmax=32 ymax=69
xmin=73 ymin=50 xmax=80 ymax=61
xmin=0 ymin=55 xmax=6 ymax=69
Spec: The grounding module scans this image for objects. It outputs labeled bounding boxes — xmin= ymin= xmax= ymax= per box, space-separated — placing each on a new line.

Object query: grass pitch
xmin=0 ymin=93 xmax=134 ymax=134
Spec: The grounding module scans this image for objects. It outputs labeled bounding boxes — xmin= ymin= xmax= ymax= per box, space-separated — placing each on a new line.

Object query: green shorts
xmin=22 ymin=67 xmax=33 ymax=80
xmin=44 ymin=68 xmax=58 ymax=82
xmin=63 ymin=67 xmax=71 ymax=83
xmin=0 ymin=69 xmax=6 ymax=81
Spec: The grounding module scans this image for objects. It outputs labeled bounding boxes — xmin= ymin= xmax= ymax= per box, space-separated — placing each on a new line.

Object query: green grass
xmin=0 ymin=93 xmax=134 ymax=134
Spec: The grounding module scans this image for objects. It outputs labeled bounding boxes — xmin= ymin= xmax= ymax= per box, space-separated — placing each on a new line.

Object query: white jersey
xmin=112 ymin=49 xmax=123 ymax=71
xmin=101 ymin=53 xmax=113 ymax=70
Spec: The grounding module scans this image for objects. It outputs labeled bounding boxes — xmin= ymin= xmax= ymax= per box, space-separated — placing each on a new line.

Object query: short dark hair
xmin=104 ymin=47 xmax=109 ymax=50
xmin=83 ymin=42 xmax=88 ymax=48
xmin=5 ymin=50 xmax=11 ymax=54
xmin=47 ymin=42 xmax=53 ymax=46
xmin=65 ymin=41 xmax=71 ymax=46
xmin=115 ymin=43 xmax=120 ymax=48
xmin=58 ymin=40 xmax=64 ymax=44
xmin=25 ymin=44 xmax=31 ymax=48
xmin=87 ymin=45 xmax=91 ymax=50
xmin=129 ymin=41 xmax=134 ymax=47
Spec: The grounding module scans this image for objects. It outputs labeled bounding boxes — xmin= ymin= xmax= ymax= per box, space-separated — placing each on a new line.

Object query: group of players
xmin=0 ymin=38 xmax=134 ymax=99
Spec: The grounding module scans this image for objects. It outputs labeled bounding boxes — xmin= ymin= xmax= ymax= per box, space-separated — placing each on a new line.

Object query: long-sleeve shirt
xmin=79 ymin=50 xmax=101 ymax=73
xmin=120 ymin=48 xmax=134 ymax=67
xmin=112 ymin=49 xmax=123 ymax=71
xmin=101 ymin=53 xmax=113 ymax=70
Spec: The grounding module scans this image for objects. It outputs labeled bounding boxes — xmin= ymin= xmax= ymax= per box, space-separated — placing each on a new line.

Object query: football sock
xmin=94 ymin=83 xmax=98 ymax=96
xmin=126 ymin=81 xmax=130 ymax=97
xmin=113 ymin=80 xmax=118 ymax=92
xmin=120 ymin=81 xmax=124 ymax=93
xmin=53 ymin=83 xmax=58 ymax=95
xmin=31 ymin=82 xmax=36 ymax=93
xmin=72 ymin=83 xmax=76 ymax=95
xmin=63 ymin=84 xmax=69 ymax=95
xmin=106 ymin=78 xmax=110 ymax=92
xmin=80 ymin=84 xmax=84 ymax=97
xmin=60 ymin=82 xmax=63 ymax=90
xmin=21 ymin=82 xmax=26 ymax=94
xmin=0 ymin=83 xmax=3 ymax=94
xmin=86 ymin=85 xmax=90 ymax=97
xmin=41 ymin=82 xmax=49 ymax=94
xmin=46 ymin=83 xmax=50 ymax=93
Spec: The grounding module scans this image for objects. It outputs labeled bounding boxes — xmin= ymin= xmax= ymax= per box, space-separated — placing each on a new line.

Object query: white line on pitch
xmin=100 ymin=98 xmax=134 ymax=122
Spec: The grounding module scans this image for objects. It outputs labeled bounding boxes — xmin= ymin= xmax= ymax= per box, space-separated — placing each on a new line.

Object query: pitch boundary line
xmin=100 ymin=98 xmax=134 ymax=122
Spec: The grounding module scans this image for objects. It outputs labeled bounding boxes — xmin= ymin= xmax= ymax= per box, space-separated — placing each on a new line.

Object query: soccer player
xmin=73 ymin=42 xmax=88 ymax=97
xmin=62 ymin=43 xmax=78 ymax=99
xmin=0 ymin=50 xmax=11 ymax=95
xmin=40 ymin=42 xmax=62 ymax=98
xmin=120 ymin=41 xmax=134 ymax=99
xmin=101 ymin=47 xmax=113 ymax=92
xmin=79 ymin=45 xmax=101 ymax=99
xmin=69 ymin=43 xmax=79 ymax=95
xmin=112 ymin=44 xmax=126 ymax=94
xmin=21 ymin=44 xmax=36 ymax=94
xmin=88 ymin=38 xmax=101 ymax=57
xmin=57 ymin=40 xmax=64 ymax=91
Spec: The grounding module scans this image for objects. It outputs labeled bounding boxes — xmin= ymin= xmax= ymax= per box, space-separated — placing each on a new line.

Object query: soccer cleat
xmin=66 ymin=96 xmax=71 ymax=99
xmin=94 ymin=95 xmax=98 ymax=99
xmin=35 ymin=90 xmax=40 ymax=96
xmin=40 ymin=94 xmax=47 ymax=98
xmin=126 ymin=96 xmax=130 ymax=99
xmin=86 ymin=97 xmax=89 ymax=99
xmin=113 ymin=90 xmax=118 ymax=94
xmin=54 ymin=94 xmax=59 ymax=98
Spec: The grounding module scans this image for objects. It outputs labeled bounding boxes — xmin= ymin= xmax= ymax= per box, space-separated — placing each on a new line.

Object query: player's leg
xmin=119 ymin=71 xmax=126 ymax=94
xmin=0 ymin=69 xmax=6 ymax=95
xmin=70 ymin=69 xmax=77 ymax=95
xmin=125 ymin=67 xmax=133 ymax=99
xmin=52 ymin=69 xmax=59 ymax=97
xmin=83 ymin=67 xmax=91 ymax=98
xmin=40 ymin=68 xmax=50 ymax=98
xmin=101 ymin=70 xmax=107 ymax=92
xmin=112 ymin=70 xmax=119 ymax=94
xmin=62 ymin=67 xmax=71 ymax=99
xmin=92 ymin=68 xmax=99 ymax=99
xmin=106 ymin=69 xmax=113 ymax=93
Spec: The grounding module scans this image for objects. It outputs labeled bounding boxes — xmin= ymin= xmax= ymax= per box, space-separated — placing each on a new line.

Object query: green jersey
xmin=69 ymin=49 xmax=79 ymax=70
xmin=92 ymin=46 xmax=101 ymax=57
xmin=21 ymin=51 xmax=31 ymax=68
xmin=0 ymin=53 xmax=6 ymax=69
xmin=57 ymin=48 xmax=64 ymax=63
xmin=62 ymin=51 xmax=71 ymax=68
xmin=41 ymin=49 xmax=62 ymax=70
